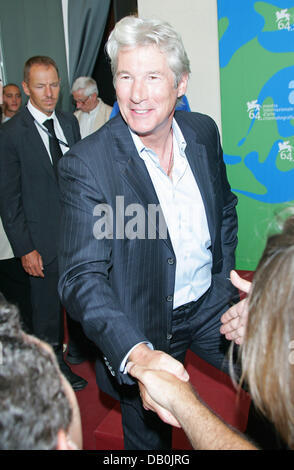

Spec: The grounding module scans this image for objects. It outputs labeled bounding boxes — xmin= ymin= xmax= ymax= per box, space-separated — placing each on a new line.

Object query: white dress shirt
xmin=120 ymin=119 xmax=212 ymax=372
xmin=130 ymin=119 xmax=212 ymax=309
xmin=27 ymin=100 xmax=69 ymax=162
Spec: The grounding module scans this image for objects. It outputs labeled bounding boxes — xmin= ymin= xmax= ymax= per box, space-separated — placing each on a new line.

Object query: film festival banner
xmin=217 ymin=0 xmax=294 ymax=269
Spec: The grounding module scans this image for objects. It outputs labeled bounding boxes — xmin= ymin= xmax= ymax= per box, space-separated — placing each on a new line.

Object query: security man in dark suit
xmin=0 ymin=56 xmax=87 ymax=390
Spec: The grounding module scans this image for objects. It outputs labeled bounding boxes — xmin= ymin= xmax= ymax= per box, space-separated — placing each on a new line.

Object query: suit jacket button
xmin=167 ymin=333 xmax=173 ymax=340
xmin=166 ymin=295 xmax=173 ymax=302
xmin=167 ymin=257 xmax=174 ymax=265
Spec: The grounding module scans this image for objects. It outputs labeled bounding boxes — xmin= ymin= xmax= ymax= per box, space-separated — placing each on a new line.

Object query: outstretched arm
xmin=220 ymin=270 xmax=251 ymax=345
xmin=127 ymin=363 xmax=257 ymax=450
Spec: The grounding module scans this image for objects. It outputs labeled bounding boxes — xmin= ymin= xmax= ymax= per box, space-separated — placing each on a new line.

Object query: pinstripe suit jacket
xmin=58 ymin=111 xmax=238 ymax=398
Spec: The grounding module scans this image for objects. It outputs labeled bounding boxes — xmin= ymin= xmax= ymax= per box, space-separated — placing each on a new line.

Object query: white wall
xmin=138 ymin=0 xmax=222 ymax=134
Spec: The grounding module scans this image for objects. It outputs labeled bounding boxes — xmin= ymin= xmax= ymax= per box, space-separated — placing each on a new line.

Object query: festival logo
xmin=275 ymin=9 xmax=294 ymax=30
xmin=278 ymin=141 xmax=294 ymax=162
xmin=247 ymin=100 xmax=261 ymax=120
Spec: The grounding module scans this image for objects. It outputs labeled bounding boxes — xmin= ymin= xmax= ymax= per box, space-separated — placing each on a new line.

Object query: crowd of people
xmin=0 ymin=15 xmax=293 ymax=451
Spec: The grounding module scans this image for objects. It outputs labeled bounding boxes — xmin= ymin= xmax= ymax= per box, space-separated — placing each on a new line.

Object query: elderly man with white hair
xmin=71 ymin=76 xmax=112 ymax=138
xmin=59 ymin=16 xmax=238 ymax=450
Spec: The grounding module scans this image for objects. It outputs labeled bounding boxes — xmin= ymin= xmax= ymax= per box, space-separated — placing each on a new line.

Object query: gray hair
xmin=106 ymin=16 xmax=190 ymax=88
xmin=71 ymin=76 xmax=98 ymax=97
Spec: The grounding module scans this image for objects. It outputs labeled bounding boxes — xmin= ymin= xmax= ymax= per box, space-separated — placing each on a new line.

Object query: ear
xmin=56 ymin=429 xmax=78 ymax=450
xmin=22 ymin=81 xmax=30 ymax=97
xmin=177 ymin=73 xmax=189 ymax=98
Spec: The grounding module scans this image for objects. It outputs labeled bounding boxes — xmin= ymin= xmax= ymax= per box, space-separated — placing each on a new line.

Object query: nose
xmin=45 ymin=85 xmax=53 ymax=97
xmin=130 ymin=79 xmax=147 ymax=104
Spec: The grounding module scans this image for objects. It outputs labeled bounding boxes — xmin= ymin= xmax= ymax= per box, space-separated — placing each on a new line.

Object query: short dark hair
xmin=0 ymin=301 xmax=72 ymax=450
xmin=23 ymin=56 xmax=59 ymax=83
xmin=3 ymin=83 xmax=21 ymax=93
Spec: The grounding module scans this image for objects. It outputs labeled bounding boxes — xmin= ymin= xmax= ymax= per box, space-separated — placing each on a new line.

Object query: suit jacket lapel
xmin=21 ymin=108 xmax=57 ymax=183
xmin=56 ymin=111 xmax=75 ymax=147
xmin=110 ymin=116 xmax=173 ymax=252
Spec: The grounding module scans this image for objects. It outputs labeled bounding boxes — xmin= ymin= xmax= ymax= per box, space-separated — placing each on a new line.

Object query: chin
xmin=44 ymin=108 xmax=55 ymax=115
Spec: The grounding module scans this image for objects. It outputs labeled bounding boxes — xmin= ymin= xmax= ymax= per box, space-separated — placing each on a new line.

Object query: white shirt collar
xmin=27 ymin=100 xmax=57 ymax=124
xmin=129 ymin=118 xmax=187 ymax=158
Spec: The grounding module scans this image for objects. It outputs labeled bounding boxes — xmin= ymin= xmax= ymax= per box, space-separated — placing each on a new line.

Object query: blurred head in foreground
xmin=0 ymin=299 xmax=82 ymax=450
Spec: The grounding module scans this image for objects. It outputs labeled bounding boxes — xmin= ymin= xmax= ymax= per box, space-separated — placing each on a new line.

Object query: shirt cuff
xmin=120 ymin=341 xmax=154 ymax=374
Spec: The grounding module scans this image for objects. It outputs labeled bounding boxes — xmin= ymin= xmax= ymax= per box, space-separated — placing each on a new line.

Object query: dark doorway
xmin=92 ymin=0 xmax=138 ymax=106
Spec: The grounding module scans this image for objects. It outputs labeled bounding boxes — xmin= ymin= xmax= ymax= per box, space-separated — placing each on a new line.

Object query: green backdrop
xmin=218 ymin=1 xmax=294 ymax=270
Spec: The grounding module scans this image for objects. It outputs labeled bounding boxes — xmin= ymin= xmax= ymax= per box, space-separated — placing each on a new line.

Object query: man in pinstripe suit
xmin=58 ymin=17 xmax=238 ymax=450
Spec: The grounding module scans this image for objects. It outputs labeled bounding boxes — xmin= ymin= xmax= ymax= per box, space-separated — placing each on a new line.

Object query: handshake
xmin=125 ymin=271 xmax=253 ymax=450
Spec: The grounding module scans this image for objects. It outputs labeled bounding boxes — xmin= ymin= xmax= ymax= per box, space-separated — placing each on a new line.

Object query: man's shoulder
xmin=63 ymin=114 xmax=127 ymax=158
xmin=100 ymin=100 xmax=113 ymax=112
xmin=175 ymin=111 xmax=219 ymax=141
xmin=0 ymin=108 xmax=30 ymax=138
xmin=79 ymin=113 xmax=124 ymax=141
xmin=73 ymin=109 xmax=82 ymax=120
xmin=175 ymin=110 xmax=216 ymax=128
xmin=56 ymin=109 xmax=78 ymax=123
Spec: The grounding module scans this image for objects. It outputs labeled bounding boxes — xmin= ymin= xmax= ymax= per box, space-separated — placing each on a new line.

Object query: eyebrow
xmin=34 ymin=81 xmax=60 ymax=85
xmin=116 ymin=70 xmax=131 ymax=76
xmin=116 ymin=70 xmax=163 ymax=76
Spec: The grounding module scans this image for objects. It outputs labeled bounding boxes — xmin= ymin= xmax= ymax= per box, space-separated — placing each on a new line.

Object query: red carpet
xmin=68 ymin=360 xmax=116 ymax=450
xmin=67 ymin=270 xmax=254 ymax=450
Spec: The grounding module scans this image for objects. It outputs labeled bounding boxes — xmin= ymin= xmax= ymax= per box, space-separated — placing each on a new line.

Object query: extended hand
xmin=128 ymin=344 xmax=189 ymax=427
xmin=127 ymin=363 xmax=194 ymax=426
xmin=220 ymin=270 xmax=251 ymax=344
xmin=21 ymin=250 xmax=44 ymax=278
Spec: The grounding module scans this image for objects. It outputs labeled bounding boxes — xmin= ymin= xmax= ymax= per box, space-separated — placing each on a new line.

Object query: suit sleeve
xmin=0 ymin=128 xmax=35 ymax=257
xmin=58 ymin=151 xmax=149 ymax=385
xmin=212 ymin=120 xmax=239 ymax=304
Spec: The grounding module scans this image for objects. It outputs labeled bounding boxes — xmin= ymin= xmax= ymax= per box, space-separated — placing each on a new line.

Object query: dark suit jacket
xmin=58 ymin=111 xmax=238 ymax=398
xmin=0 ymin=106 xmax=80 ymax=266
